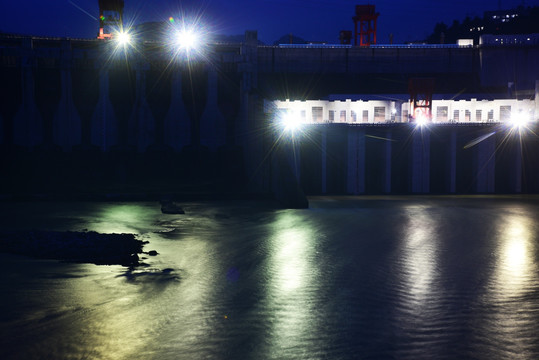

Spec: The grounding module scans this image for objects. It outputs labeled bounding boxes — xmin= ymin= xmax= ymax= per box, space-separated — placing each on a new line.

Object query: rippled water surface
xmin=1 ymin=196 xmax=539 ymax=359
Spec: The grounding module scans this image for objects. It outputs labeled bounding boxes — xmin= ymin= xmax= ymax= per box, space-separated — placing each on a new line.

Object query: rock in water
xmin=0 ymin=231 xmax=146 ymax=266
xmin=160 ymin=201 xmax=185 ymax=214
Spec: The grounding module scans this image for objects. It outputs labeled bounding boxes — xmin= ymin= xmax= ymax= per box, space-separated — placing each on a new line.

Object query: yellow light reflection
xmin=479 ymin=211 xmax=539 ymax=349
xmin=264 ymin=211 xmax=319 ymax=356
xmin=495 ymin=214 xmax=535 ymax=296
xmin=400 ymin=207 xmax=440 ymax=307
xmin=274 ymin=228 xmax=308 ymax=292
xmin=94 ymin=203 xmax=153 ymax=233
xmin=504 ymin=238 xmax=526 ymax=273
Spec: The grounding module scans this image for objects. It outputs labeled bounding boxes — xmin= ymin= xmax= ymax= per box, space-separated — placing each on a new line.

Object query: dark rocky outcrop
xmin=0 ymin=231 xmax=146 ymax=266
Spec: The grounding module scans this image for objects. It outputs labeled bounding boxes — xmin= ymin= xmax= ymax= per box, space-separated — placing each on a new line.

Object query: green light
xmin=100 ymin=15 xmax=106 ymax=21
xmin=169 ymin=17 xmax=175 ymax=23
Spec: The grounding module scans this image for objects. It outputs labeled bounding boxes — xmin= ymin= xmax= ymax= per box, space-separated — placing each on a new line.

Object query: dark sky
xmin=0 ymin=0 xmax=536 ymax=44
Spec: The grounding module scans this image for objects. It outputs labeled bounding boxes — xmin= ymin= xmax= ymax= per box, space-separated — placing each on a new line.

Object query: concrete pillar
xmin=92 ymin=68 xmax=116 ymax=151
xmin=449 ymin=129 xmax=457 ymax=193
xmin=165 ymin=68 xmax=191 ymax=151
xmin=239 ymin=31 xmax=264 ymax=192
xmin=271 ymin=140 xmax=308 ymax=209
xmin=347 ymin=127 xmax=365 ymax=194
xmin=134 ymin=65 xmax=153 ymax=152
xmin=321 ymin=126 xmax=327 ymax=194
xmin=288 ymin=137 xmax=301 ymax=183
xmin=239 ymin=79 xmax=265 ymax=192
xmin=236 ymin=75 xmax=250 ymax=146
xmin=411 ymin=129 xmax=430 ymax=193
xmin=54 ymin=41 xmax=81 ymax=151
xmin=514 ymin=146 xmax=522 ymax=193
xmin=14 ymin=38 xmax=41 ymax=148
xmin=200 ymin=65 xmax=226 ymax=151
xmin=475 ymin=133 xmax=495 ymax=193
xmin=384 ymin=130 xmax=392 ymax=193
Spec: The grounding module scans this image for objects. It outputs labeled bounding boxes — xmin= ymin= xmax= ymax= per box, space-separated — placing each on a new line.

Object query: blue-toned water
xmin=1 ymin=196 xmax=539 ymax=359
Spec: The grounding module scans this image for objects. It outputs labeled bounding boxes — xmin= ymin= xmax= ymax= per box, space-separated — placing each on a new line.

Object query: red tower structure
xmin=353 ymin=5 xmax=379 ymax=47
xmin=408 ymin=78 xmax=435 ymax=122
xmin=97 ymin=0 xmax=125 ymax=39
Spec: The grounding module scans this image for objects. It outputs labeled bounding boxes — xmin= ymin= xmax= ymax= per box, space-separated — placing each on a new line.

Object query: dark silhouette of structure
xmin=339 ymin=30 xmax=352 ymax=45
xmin=98 ymin=0 xmax=124 ymax=39
xmin=353 ymin=5 xmax=379 ymax=46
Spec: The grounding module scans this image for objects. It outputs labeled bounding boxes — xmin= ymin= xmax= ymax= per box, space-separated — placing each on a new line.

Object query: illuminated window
xmin=340 ymin=110 xmax=347 ymax=122
xmin=312 ymin=106 xmax=323 ymax=122
xmin=476 ymin=110 xmax=482 ymax=122
xmin=363 ymin=110 xmax=369 ymax=122
xmin=453 ymin=110 xmax=459 ymax=122
xmin=329 ymin=110 xmax=335 ymax=122
xmin=465 ymin=110 xmax=471 ymax=121
xmin=351 ymin=110 xmax=357 ymax=122
xmin=488 ymin=110 xmax=494 ymax=121
xmin=300 ymin=110 xmax=306 ymax=120
xmin=436 ymin=106 xmax=448 ymax=122
xmin=500 ymin=106 xmax=511 ymax=121
xmin=374 ymin=107 xmax=386 ymax=122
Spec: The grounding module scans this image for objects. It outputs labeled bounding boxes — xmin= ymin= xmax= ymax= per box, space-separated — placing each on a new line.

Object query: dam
xmin=0 ymin=31 xmax=538 ymax=196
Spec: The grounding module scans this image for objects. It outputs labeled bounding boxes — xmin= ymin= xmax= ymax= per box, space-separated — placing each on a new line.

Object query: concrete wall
xmin=1 ymin=36 xmax=538 ymax=195
xmin=282 ymin=123 xmax=539 ymax=195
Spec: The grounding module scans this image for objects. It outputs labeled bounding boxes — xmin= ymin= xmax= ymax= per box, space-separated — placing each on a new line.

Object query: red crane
xmin=353 ymin=5 xmax=379 ymax=47
xmin=97 ymin=0 xmax=125 ymax=39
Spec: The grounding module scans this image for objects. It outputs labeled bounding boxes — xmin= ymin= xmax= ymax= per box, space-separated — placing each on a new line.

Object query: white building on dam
xmin=266 ymin=86 xmax=539 ymax=126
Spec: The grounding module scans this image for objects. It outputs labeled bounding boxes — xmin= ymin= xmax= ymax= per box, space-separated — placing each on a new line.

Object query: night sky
xmin=0 ymin=0 xmax=536 ymax=44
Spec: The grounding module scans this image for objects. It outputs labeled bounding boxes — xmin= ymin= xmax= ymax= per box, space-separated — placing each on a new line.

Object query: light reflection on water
xmin=1 ymin=198 xmax=539 ymax=359
xmin=400 ymin=206 xmax=440 ymax=306
xmin=495 ymin=212 xmax=536 ymax=297
xmin=475 ymin=210 xmax=539 ymax=358
xmin=264 ymin=211 xmax=319 ymax=358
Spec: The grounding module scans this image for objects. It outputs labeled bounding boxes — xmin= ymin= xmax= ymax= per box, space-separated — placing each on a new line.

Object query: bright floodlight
xmin=415 ymin=114 xmax=428 ymax=126
xmin=176 ymin=29 xmax=198 ymax=51
xmin=115 ymin=31 xmax=132 ymax=46
xmin=281 ymin=113 xmax=302 ymax=132
xmin=510 ymin=111 xmax=530 ymax=129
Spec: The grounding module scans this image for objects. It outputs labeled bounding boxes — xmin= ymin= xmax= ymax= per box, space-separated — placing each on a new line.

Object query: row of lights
xmin=107 ymin=19 xmax=206 ymax=60
xmin=114 ymin=28 xmax=200 ymax=51
xmin=277 ymin=110 xmax=534 ymax=134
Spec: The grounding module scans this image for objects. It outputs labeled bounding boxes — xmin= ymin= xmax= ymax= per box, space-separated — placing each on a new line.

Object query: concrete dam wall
xmin=276 ymin=123 xmax=539 ymax=195
xmin=1 ymin=35 xmax=538 ymax=196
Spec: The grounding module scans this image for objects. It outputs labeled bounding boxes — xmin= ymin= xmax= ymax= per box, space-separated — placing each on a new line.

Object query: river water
xmin=1 ymin=196 xmax=539 ymax=359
